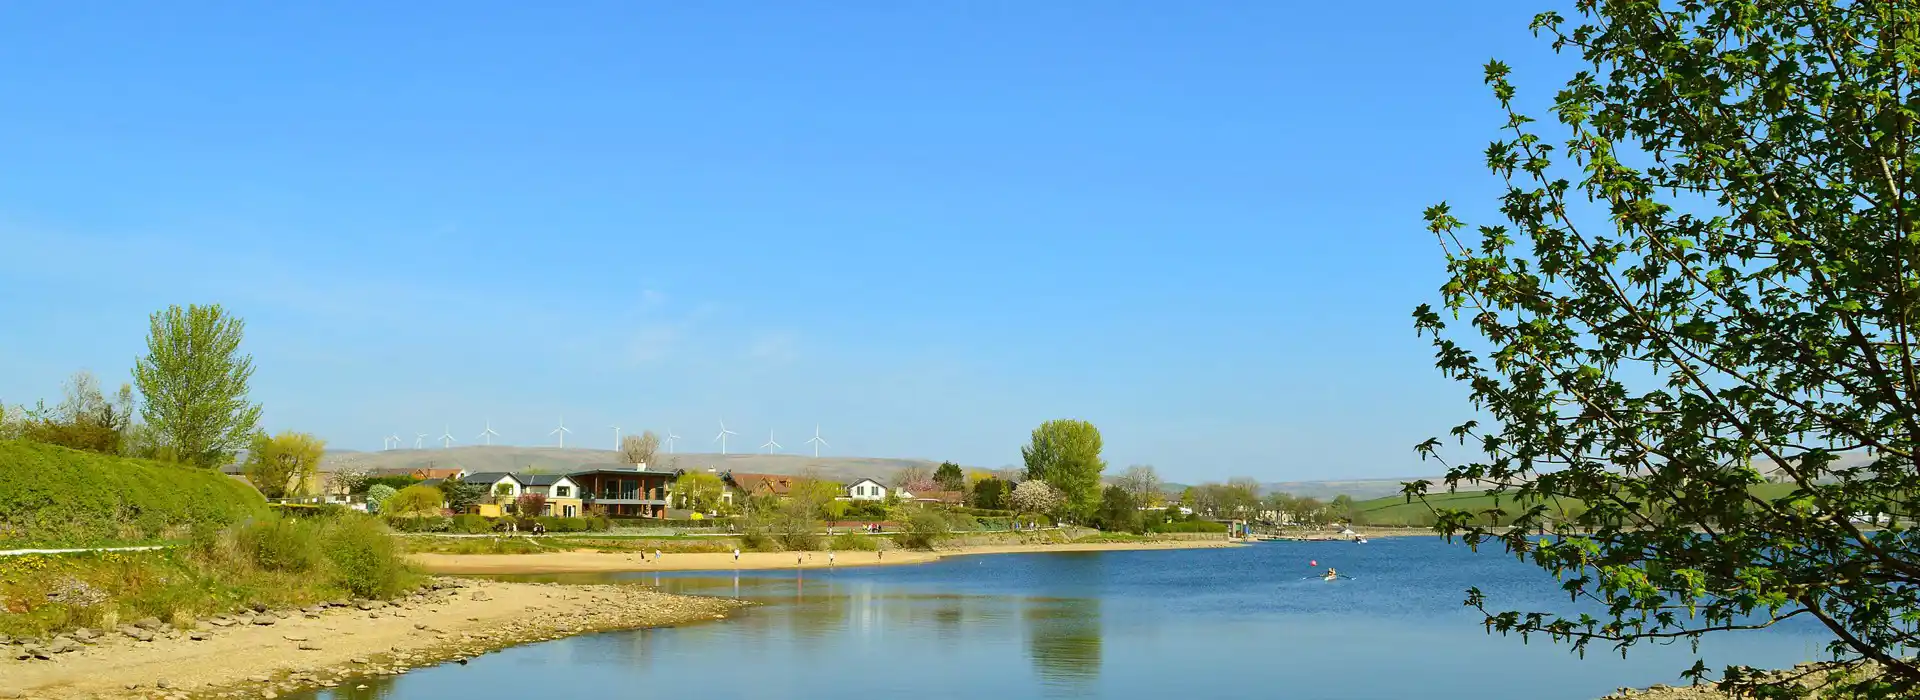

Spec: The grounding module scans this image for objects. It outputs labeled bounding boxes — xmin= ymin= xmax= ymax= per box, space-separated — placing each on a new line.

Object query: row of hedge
xmin=383 ymin=514 xmax=613 ymax=534
xmin=0 ymin=440 xmax=269 ymax=547
xmin=1149 ymin=520 xmax=1228 ymax=534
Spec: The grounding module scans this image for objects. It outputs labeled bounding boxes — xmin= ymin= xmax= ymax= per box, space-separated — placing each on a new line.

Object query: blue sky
xmin=0 ymin=1 xmax=1575 ymax=482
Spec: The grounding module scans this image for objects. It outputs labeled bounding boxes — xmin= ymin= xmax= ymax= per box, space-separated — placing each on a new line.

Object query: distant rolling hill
xmin=321 ymin=446 xmax=945 ymax=484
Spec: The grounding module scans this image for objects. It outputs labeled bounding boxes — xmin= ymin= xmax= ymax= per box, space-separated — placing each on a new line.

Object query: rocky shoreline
xmin=1 ymin=577 xmax=745 ymax=700
xmin=1600 ymin=661 xmax=1882 ymax=699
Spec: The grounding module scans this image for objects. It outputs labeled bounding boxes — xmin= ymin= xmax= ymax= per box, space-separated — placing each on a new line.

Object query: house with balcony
xmin=570 ymin=464 xmax=677 ymax=518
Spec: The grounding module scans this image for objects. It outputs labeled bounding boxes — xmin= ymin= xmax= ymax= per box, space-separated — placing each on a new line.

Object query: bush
xmin=1149 ymin=520 xmax=1227 ymax=534
xmin=828 ymin=532 xmax=879 ymax=551
xmin=359 ymin=475 xmax=422 ymax=494
xmin=841 ymin=501 xmax=890 ymax=519
xmin=0 ymin=440 xmax=268 ymax=547
xmin=365 ymin=485 xmax=398 ymax=514
xmin=384 ymin=485 xmax=443 ymax=516
xmin=450 ymin=514 xmax=493 ymax=534
xmin=535 ymin=516 xmax=596 ymax=533
xmin=740 ymin=528 xmax=780 ymax=552
xmin=383 ymin=515 xmax=451 ymax=533
xmin=899 ymin=511 xmax=952 ymax=550
xmin=236 ymin=517 xmax=321 ymax=572
xmin=322 ymin=515 xmax=412 ymax=599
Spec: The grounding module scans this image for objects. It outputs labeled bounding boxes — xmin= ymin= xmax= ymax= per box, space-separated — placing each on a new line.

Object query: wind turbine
xmin=550 ymin=417 xmax=571 ymax=448
xmin=439 ymin=425 xmax=456 ymax=448
xmin=664 ymin=428 xmax=680 ymax=454
xmin=415 ymin=433 xmax=428 ymax=449
xmin=612 ymin=425 xmax=622 ymax=449
xmin=761 ymin=429 xmax=782 ymax=454
xmin=478 ymin=421 xmax=500 ymax=446
xmin=805 ymin=424 xmax=828 ymax=458
xmin=382 ymin=434 xmax=399 ymax=450
xmin=713 ymin=420 xmax=738 ymax=455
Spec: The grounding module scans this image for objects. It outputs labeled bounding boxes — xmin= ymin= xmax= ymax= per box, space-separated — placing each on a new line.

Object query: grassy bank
xmin=1346 ymin=483 xmax=1803 ymax=527
xmin=0 ymin=514 xmax=420 ymax=638
xmin=0 ymin=440 xmax=267 ymax=548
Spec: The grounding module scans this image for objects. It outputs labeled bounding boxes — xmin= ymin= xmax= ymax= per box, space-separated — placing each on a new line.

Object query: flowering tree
xmin=1010 ymin=480 xmax=1060 ymax=515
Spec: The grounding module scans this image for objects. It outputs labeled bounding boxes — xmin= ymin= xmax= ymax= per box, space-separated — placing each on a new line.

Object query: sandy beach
xmin=412 ymin=539 xmax=1238 ymax=575
xmin=0 ymin=578 xmax=742 ymax=700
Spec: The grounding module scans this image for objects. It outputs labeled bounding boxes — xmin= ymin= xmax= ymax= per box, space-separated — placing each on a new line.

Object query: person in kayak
xmin=1323 ymin=567 xmax=1339 ymax=581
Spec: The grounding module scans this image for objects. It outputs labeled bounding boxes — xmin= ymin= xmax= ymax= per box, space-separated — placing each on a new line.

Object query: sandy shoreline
xmin=412 ymin=539 xmax=1238 ymax=575
xmin=0 ymin=578 xmax=742 ymax=700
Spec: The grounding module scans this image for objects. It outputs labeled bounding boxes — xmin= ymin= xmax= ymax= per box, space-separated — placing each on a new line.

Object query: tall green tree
xmin=1091 ymin=486 xmax=1142 ymax=534
xmin=1021 ymin=419 xmax=1106 ymax=521
xmin=674 ymin=471 xmax=727 ymax=512
xmin=440 ymin=477 xmax=486 ymax=513
xmin=1414 ymin=2 xmax=1920 ymax=695
xmin=242 ymin=431 xmax=327 ymax=499
xmin=934 ymin=461 xmax=966 ymax=491
xmin=971 ymin=477 xmax=1009 ymax=510
xmin=132 ymin=304 xmax=262 ymax=468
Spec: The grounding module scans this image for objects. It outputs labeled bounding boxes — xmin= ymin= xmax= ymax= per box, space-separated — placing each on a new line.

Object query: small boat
xmin=1355 ymin=537 xmax=1368 ymax=544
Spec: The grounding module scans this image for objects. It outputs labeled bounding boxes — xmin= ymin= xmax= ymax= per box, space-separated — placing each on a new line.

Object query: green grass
xmin=0 ymin=513 xmax=420 ymax=637
xmin=398 ymin=535 xmax=744 ymax=555
xmin=0 ymin=440 xmax=268 ymax=547
xmin=1349 ymin=482 xmax=1824 ymax=527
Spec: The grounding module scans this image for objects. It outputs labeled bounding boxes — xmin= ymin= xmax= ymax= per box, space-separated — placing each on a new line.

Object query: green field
xmin=0 ymin=440 xmax=268 ymax=547
xmin=1348 ymin=482 xmax=1807 ymax=527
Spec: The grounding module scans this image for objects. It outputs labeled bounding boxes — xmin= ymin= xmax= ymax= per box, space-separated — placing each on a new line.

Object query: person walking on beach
xmin=653 ymin=549 xmax=661 ymax=565
xmin=828 ymin=551 xmax=836 ymax=567
xmin=733 ymin=548 xmax=741 ymax=565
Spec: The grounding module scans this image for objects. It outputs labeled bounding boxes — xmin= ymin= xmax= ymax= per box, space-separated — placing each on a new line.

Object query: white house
xmin=846 ymin=478 xmax=888 ymax=501
xmin=461 ymin=472 xmax=525 ymax=499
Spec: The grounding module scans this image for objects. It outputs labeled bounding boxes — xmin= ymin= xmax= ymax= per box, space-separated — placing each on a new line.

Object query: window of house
xmin=556 ymin=486 xmax=571 ymax=497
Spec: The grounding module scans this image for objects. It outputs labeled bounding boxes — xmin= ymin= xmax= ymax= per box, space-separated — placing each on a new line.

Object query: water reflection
xmin=289 ymin=541 xmax=1836 ymax=700
xmin=1024 ymin=597 xmax=1102 ymax=693
xmin=324 ymin=675 xmax=401 ymax=700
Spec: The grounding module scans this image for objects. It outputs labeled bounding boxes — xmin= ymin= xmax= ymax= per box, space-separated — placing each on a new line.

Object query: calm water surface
xmin=295 ymin=538 xmax=1833 ymax=700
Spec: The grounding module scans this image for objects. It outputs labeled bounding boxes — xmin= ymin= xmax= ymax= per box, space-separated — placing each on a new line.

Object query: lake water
xmin=292 ymin=538 xmax=1834 ymax=700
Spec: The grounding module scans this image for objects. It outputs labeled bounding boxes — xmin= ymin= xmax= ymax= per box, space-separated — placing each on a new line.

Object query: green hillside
xmin=0 ymin=440 xmax=269 ymax=547
xmin=1348 ymin=482 xmax=1807 ymax=527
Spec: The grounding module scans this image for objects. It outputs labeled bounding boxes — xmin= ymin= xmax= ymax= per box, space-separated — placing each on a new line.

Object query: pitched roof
xmin=569 ymin=463 xmax=679 ymax=477
xmin=728 ymin=472 xmax=795 ymax=496
xmin=518 ymin=473 xmax=570 ymax=487
xmin=462 ymin=472 xmax=518 ymax=485
xmin=846 ymin=477 xmax=886 ymax=488
xmin=412 ymin=467 xmax=464 ymax=480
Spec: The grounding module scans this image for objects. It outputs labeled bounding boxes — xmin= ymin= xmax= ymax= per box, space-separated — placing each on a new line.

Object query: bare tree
xmin=620 ymin=431 xmax=660 ymax=466
xmin=1114 ymin=465 xmax=1163 ymax=506
xmin=893 ymin=465 xmax=938 ymax=493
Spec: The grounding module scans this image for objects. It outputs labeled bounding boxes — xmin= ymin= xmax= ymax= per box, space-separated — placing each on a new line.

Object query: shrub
xmin=450 ymin=514 xmax=493 ymax=534
xmin=365 ymin=485 xmax=398 ymax=514
xmin=899 ymin=511 xmax=952 ymax=550
xmin=740 ymin=528 xmax=780 ymax=552
xmin=828 ymin=532 xmax=879 ymax=551
xmin=383 ymin=515 xmax=451 ymax=533
xmin=1149 ymin=520 xmax=1227 ymax=534
xmin=235 ymin=517 xmax=321 ymax=572
xmin=322 ymin=515 xmax=412 ymax=599
xmin=384 ymin=485 xmax=444 ymax=516
xmin=0 ymin=440 xmax=268 ymax=547
xmin=359 ymin=475 xmax=422 ymax=494
xmin=535 ymin=516 xmax=596 ymax=533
